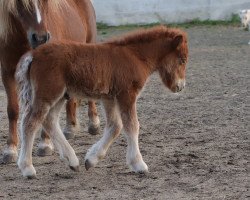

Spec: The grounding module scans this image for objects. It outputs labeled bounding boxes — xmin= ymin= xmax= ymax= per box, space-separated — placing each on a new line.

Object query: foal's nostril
xmin=175 ymin=80 xmax=185 ymax=92
xmin=176 ymin=85 xmax=180 ymax=92
xmin=32 ymin=33 xmax=38 ymax=43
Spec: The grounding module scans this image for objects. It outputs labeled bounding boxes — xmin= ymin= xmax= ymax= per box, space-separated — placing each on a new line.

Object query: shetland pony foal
xmin=16 ymin=26 xmax=188 ymax=178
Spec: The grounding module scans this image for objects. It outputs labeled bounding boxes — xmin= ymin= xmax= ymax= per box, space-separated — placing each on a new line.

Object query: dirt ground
xmin=0 ymin=25 xmax=249 ymax=200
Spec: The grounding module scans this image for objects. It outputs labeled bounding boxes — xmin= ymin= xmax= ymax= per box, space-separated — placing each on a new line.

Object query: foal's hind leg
xmin=1 ymin=68 xmax=19 ymax=163
xmin=43 ymin=99 xmax=79 ymax=171
xmin=63 ymin=98 xmax=80 ymax=139
xmin=18 ymin=104 xmax=50 ymax=178
xmin=85 ymin=99 xmax=122 ymax=170
xmin=88 ymin=100 xmax=100 ymax=135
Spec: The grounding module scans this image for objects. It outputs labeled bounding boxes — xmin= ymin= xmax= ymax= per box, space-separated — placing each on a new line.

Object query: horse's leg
xmin=18 ymin=103 xmax=50 ymax=178
xmin=37 ymin=129 xmax=54 ymax=156
xmin=85 ymin=99 xmax=122 ymax=170
xmin=117 ymin=93 xmax=148 ymax=173
xmin=63 ymin=98 xmax=80 ymax=139
xmin=88 ymin=100 xmax=100 ymax=135
xmin=1 ymin=68 xmax=19 ymax=163
xmin=43 ymin=99 xmax=79 ymax=171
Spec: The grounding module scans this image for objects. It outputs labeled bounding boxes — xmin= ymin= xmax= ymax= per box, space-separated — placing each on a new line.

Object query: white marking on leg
xmin=34 ymin=0 xmax=42 ymax=24
xmin=125 ymin=131 xmax=148 ymax=172
xmin=43 ymin=102 xmax=79 ymax=168
xmin=85 ymin=124 xmax=121 ymax=167
xmin=64 ymin=118 xmax=80 ymax=135
xmin=18 ymin=110 xmax=39 ymax=177
xmin=85 ymin=100 xmax=122 ymax=168
xmin=120 ymin=103 xmax=148 ymax=173
xmin=52 ymin=122 xmax=79 ymax=167
xmin=37 ymin=138 xmax=54 ymax=151
xmin=3 ymin=145 xmax=18 ymax=157
xmin=89 ymin=115 xmax=100 ymax=127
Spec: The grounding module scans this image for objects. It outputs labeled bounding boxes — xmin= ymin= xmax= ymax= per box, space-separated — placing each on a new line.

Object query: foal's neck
xmin=125 ymin=39 xmax=165 ymax=73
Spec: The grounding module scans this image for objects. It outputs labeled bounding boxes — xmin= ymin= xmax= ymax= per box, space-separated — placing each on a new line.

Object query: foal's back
xmin=30 ymin=41 xmax=149 ymax=98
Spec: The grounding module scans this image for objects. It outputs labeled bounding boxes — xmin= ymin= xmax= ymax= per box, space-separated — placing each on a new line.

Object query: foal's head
xmin=158 ymin=31 xmax=188 ymax=93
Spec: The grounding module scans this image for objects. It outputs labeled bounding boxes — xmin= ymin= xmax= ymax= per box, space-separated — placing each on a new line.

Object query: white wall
xmin=92 ymin=0 xmax=250 ymax=25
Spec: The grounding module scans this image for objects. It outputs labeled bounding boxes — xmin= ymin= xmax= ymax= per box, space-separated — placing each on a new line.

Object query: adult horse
xmin=0 ymin=0 xmax=100 ymax=163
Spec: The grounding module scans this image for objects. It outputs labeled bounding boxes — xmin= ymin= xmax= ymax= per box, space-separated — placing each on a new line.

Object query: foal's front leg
xmin=85 ymin=99 xmax=122 ymax=169
xmin=118 ymin=96 xmax=148 ymax=173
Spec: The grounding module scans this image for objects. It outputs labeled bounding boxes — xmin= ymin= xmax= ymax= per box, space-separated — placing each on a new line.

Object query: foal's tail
xmin=15 ymin=52 xmax=33 ymax=112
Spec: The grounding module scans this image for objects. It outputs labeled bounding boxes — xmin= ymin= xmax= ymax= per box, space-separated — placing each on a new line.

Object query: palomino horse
xmin=16 ymin=26 xmax=188 ymax=178
xmin=0 ymin=0 xmax=100 ymax=163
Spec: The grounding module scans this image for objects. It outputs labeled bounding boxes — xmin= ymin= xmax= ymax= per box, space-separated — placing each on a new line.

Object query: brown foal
xmin=16 ymin=26 xmax=188 ymax=178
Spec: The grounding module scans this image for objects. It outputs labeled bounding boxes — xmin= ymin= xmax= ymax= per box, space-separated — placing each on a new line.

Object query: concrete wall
xmin=91 ymin=0 xmax=250 ymax=25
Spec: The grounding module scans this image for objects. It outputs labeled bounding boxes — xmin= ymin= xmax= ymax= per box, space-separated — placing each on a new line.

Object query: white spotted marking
xmin=34 ymin=0 xmax=42 ymax=24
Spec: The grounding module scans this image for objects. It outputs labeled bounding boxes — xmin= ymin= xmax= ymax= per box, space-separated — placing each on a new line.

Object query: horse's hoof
xmin=129 ymin=160 xmax=149 ymax=174
xmin=69 ymin=165 xmax=80 ymax=172
xmin=2 ymin=146 xmax=18 ymax=164
xmin=88 ymin=125 xmax=100 ymax=135
xmin=21 ymin=165 xmax=36 ymax=178
xmin=63 ymin=131 xmax=75 ymax=140
xmin=85 ymin=159 xmax=93 ymax=171
xmin=37 ymin=146 xmax=53 ymax=157
xmin=27 ymin=174 xmax=37 ymax=180
xmin=2 ymin=152 xmax=18 ymax=164
xmin=63 ymin=123 xmax=80 ymax=139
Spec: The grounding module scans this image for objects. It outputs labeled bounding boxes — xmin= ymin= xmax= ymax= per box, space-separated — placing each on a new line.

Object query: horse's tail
xmin=15 ymin=52 xmax=33 ymax=112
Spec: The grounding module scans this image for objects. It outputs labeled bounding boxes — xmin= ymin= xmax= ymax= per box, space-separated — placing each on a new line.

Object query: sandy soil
xmin=0 ymin=25 xmax=249 ymax=200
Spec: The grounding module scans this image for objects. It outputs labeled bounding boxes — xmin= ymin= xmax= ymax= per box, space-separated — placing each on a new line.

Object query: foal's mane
xmin=0 ymin=0 xmax=68 ymax=41
xmin=107 ymin=26 xmax=187 ymax=46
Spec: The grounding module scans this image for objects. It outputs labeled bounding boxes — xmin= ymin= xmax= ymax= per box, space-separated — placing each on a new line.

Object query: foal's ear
xmin=172 ymin=35 xmax=183 ymax=50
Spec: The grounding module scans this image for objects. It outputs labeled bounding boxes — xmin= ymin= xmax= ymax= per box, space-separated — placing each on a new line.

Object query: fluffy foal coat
xmin=16 ymin=26 xmax=188 ymax=178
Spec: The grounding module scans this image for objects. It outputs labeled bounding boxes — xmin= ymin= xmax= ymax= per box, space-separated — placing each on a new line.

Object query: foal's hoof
xmin=129 ymin=160 xmax=149 ymax=174
xmin=63 ymin=131 xmax=75 ymax=140
xmin=27 ymin=174 xmax=37 ymax=180
xmin=69 ymin=165 xmax=80 ymax=172
xmin=2 ymin=153 xmax=17 ymax=164
xmin=21 ymin=165 xmax=37 ymax=179
xmin=85 ymin=159 xmax=94 ymax=171
xmin=88 ymin=125 xmax=100 ymax=135
xmin=37 ymin=146 xmax=53 ymax=157
xmin=63 ymin=123 xmax=80 ymax=139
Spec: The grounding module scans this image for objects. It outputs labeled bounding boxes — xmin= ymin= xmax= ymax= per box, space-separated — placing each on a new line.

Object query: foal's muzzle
xmin=29 ymin=32 xmax=51 ymax=49
xmin=173 ymin=79 xmax=186 ymax=93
